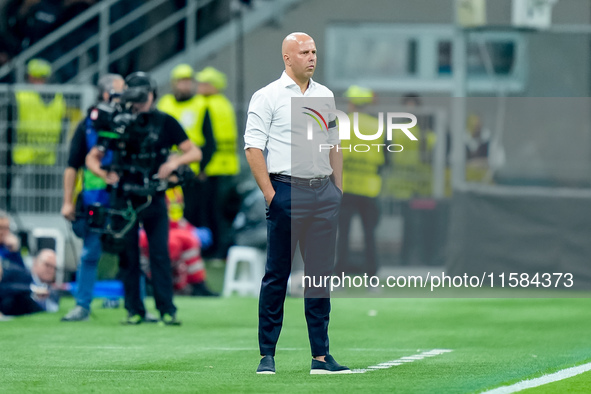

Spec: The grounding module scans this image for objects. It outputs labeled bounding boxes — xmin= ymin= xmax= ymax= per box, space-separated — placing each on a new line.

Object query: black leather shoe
xmin=310 ymin=354 xmax=352 ymax=374
xmin=256 ymin=355 xmax=276 ymax=375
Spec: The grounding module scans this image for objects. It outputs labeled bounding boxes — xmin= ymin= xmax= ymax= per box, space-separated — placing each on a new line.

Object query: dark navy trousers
xmin=259 ymin=177 xmax=342 ymax=357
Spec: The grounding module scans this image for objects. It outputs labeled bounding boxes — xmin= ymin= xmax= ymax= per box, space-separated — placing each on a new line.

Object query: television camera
xmin=81 ymin=82 xmax=193 ymax=253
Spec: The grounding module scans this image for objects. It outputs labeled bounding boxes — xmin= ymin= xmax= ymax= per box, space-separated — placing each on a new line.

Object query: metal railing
xmin=0 ymin=0 xmax=216 ymax=84
xmin=0 ymin=83 xmax=96 ymax=214
xmin=0 ymin=0 xmax=303 ymax=86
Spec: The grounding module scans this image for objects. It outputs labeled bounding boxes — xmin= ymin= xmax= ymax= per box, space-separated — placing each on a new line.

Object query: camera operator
xmin=86 ymin=72 xmax=202 ymax=326
xmin=61 ymin=73 xmax=125 ymax=322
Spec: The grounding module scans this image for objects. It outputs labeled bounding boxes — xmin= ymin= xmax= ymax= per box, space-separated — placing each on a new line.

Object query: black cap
xmin=124 ymin=72 xmax=157 ymax=103
xmin=125 ymin=71 xmax=156 ymax=92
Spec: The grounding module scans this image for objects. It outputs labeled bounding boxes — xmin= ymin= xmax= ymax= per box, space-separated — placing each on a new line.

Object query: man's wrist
xmin=169 ymin=156 xmax=182 ymax=169
xmin=263 ymin=189 xmax=275 ymax=202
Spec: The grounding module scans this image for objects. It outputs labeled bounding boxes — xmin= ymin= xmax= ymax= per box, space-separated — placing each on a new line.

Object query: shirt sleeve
xmin=244 ymin=89 xmax=272 ymax=151
xmin=163 ymin=113 xmax=190 ymax=147
xmin=66 ymin=120 xmax=88 ymax=169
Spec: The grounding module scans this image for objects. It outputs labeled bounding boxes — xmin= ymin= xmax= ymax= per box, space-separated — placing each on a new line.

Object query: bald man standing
xmin=245 ymin=32 xmax=350 ymax=375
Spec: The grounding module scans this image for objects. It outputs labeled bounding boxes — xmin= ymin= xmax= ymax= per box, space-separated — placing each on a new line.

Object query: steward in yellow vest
xmin=336 ymin=86 xmax=384 ymax=278
xmin=194 ymin=67 xmax=240 ymax=258
xmin=13 ymin=59 xmax=65 ymax=166
xmin=195 ymin=67 xmax=239 ymax=176
xmin=388 ymin=94 xmax=437 ymax=199
xmin=14 ymin=91 xmax=65 ymax=165
xmin=341 ymin=111 xmax=385 ymax=198
xmin=157 ymin=64 xmax=216 ymax=238
xmin=157 ymin=64 xmax=216 ymax=176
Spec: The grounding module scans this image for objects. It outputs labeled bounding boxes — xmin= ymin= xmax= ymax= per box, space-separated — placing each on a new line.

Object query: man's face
xmin=0 ymin=218 xmax=10 ymax=245
xmin=34 ymin=252 xmax=57 ymax=284
xmin=286 ymin=38 xmax=317 ymax=81
xmin=102 ymin=78 xmax=125 ymax=103
xmin=131 ymin=92 xmax=154 ymax=114
xmin=197 ymin=82 xmax=218 ymax=96
xmin=173 ymin=78 xmax=194 ymax=99
xmin=27 ymin=75 xmax=48 ymax=85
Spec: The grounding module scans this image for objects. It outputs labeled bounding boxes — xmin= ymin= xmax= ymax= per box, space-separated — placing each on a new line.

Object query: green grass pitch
xmin=1 ymin=296 xmax=590 ymax=393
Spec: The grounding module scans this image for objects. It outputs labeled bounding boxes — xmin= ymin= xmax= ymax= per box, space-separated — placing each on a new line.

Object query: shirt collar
xmin=280 ymin=71 xmax=316 ymax=91
xmin=32 ymin=273 xmax=43 ymax=286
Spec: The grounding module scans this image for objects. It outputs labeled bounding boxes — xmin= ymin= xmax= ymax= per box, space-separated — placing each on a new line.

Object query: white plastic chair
xmin=223 ymin=246 xmax=266 ymax=297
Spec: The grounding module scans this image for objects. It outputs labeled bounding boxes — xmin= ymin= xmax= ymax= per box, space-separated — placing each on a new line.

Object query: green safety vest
xmin=13 ymin=91 xmax=65 ymax=165
xmin=342 ymin=112 xmax=385 ymax=198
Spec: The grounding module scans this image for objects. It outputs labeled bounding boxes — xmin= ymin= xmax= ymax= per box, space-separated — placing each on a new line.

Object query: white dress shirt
xmin=244 ymin=71 xmax=339 ymax=178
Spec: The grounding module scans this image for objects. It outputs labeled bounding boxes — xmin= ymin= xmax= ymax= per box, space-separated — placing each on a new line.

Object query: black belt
xmin=270 ymin=174 xmax=330 ymax=188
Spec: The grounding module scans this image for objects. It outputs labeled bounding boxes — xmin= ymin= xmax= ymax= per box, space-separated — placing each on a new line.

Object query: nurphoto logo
xmin=303 ymin=108 xmax=418 ymax=153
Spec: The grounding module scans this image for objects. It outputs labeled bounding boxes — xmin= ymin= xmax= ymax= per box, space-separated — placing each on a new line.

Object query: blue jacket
xmin=0 ymin=245 xmax=24 ymax=268
xmin=81 ymin=116 xmax=113 ymax=207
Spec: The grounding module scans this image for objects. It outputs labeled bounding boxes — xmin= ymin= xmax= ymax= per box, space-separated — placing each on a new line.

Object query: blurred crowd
xmin=0 ymin=0 xmax=99 ymax=82
xmin=0 ymin=0 xmax=252 ymax=83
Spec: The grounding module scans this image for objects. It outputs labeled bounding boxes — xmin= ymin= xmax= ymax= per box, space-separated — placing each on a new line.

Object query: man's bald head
xmin=282 ymin=32 xmax=313 ymax=56
xmin=33 ymin=249 xmax=57 ymax=284
xmin=282 ymin=32 xmax=317 ymax=87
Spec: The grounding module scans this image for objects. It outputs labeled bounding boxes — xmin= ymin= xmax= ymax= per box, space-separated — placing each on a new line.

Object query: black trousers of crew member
xmin=183 ymin=177 xmax=222 ymax=257
xmin=335 ymin=194 xmax=380 ymax=277
xmin=182 ymin=178 xmax=206 ymax=228
xmin=119 ymin=194 xmax=177 ymax=317
xmin=259 ymin=177 xmax=342 ymax=357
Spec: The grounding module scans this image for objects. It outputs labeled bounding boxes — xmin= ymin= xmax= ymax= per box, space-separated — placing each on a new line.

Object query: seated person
xmin=139 ymin=220 xmax=218 ymax=297
xmin=0 ymin=210 xmax=24 ymax=267
xmin=0 ymin=249 xmax=60 ymax=316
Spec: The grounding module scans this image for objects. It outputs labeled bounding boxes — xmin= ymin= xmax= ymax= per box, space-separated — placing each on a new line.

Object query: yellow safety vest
xmin=388 ymin=123 xmax=438 ymax=199
xmin=13 ymin=91 xmax=65 ymax=165
xmin=196 ymin=94 xmax=239 ymax=176
xmin=165 ymin=186 xmax=185 ymax=222
xmin=342 ymin=112 xmax=385 ymax=198
xmin=157 ymin=94 xmax=205 ymax=174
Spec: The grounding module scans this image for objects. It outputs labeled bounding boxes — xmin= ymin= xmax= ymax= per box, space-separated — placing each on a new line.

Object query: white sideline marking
xmin=481 ymin=362 xmax=591 ymax=394
xmin=71 ymin=370 xmax=203 ymax=374
xmin=41 ymin=345 xmax=144 ymax=350
xmin=351 ymin=349 xmax=453 ymax=374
